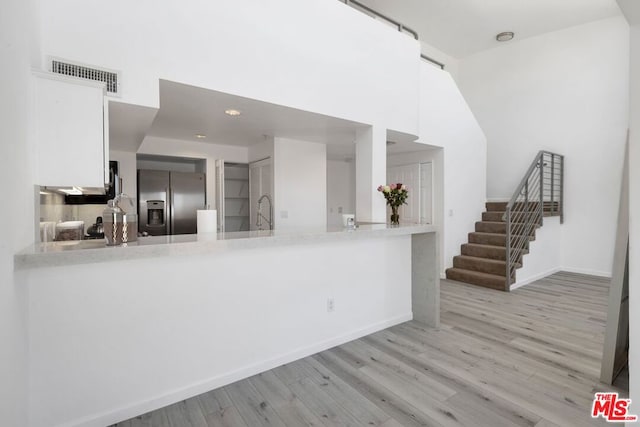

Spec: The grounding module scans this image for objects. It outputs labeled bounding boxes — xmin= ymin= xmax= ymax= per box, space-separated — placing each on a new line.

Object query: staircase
xmin=446 ymin=151 xmax=564 ymax=291
xmin=445 ymin=201 xmax=530 ymax=290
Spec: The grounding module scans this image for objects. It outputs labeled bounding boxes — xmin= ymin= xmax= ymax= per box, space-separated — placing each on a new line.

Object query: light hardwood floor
xmin=113 ymin=272 xmax=625 ymax=427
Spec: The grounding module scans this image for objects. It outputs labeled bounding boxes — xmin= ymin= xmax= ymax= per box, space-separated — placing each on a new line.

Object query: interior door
xmin=420 ymin=162 xmax=433 ymax=224
xmin=215 ymin=159 xmax=225 ymax=232
xmin=387 ymin=164 xmax=420 ymax=224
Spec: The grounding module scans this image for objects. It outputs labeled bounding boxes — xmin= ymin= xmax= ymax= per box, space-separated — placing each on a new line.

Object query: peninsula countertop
xmin=15 ymin=223 xmax=438 ymax=270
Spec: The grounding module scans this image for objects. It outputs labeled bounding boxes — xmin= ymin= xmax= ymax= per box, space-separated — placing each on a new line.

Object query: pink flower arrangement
xmin=377 ymin=183 xmax=409 ymax=208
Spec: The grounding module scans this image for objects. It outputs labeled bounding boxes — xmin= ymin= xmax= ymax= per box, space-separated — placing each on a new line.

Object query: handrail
xmin=503 ymin=150 xmax=564 ymax=290
xmin=340 ymin=0 xmax=446 ymax=70
xmin=341 ymin=0 xmax=419 ymax=40
xmin=505 ymin=151 xmax=546 ymax=210
xmin=420 ymin=54 xmax=445 ymax=70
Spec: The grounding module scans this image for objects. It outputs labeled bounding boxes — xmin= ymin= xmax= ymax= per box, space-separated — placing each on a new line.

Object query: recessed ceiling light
xmin=224 ymin=109 xmax=242 ymax=116
xmin=496 ymin=32 xmax=514 ymax=42
xmin=195 ymin=134 xmax=207 ymax=139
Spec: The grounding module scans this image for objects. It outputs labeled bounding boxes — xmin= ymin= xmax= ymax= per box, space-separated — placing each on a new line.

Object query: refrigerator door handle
xmin=168 ymin=187 xmax=174 ymax=235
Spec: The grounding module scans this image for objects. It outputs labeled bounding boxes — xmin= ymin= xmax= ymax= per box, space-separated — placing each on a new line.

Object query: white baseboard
xmin=512 ymin=266 xmax=612 ymax=290
xmin=69 ymin=313 xmax=413 ymax=427
xmin=559 ymin=266 xmax=612 ymax=278
xmin=511 ymin=267 xmax=561 ymax=290
xmin=486 ymin=198 xmax=510 ymax=202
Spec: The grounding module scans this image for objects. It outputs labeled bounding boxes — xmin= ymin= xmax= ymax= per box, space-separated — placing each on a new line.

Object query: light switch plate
xmin=280 ymin=210 xmax=288 ymax=219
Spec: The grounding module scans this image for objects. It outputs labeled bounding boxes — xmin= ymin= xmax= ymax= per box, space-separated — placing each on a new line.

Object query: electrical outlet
xmin=338 ymin=206 xmax=343 ymax=214
xmin=327 ymin=298 xmax=335 ymax=312
xmin=448 ymin=209 xmax=454 ymax=217
xmin=280 ymin=210 xmax=288 ymax=219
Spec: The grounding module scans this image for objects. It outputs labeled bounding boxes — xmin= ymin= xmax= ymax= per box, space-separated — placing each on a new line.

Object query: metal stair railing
xmin=338 ymin=0 xmax=445 ymax=70
xmin=503 ymin=151 xmax=564 ymax=291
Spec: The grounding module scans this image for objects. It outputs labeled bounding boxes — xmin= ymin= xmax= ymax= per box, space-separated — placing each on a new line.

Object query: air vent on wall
xmin=50 ymin=58 xmax=121 ymax=96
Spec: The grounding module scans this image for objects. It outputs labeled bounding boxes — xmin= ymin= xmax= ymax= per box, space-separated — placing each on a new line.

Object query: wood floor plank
xmin=115 ymin=409 xmax=170 ymax=427
xmin=115 ymin=271 xmax=617 ymax=427
xmin=224 ymin=379 xmax=287 ymax=427
xmin=379 ymin=419 xmax=404 ymax=427
xmin=314 ymin=351 xmax=445 ymax=427
xmin=272 ymin=361 xmax=311 ymax=385
xmin=165 ymin=399 xmax=208 ymax=427
xmin=339 ymin=340 xmax=457 ymax=401
xmin=445 ymin=391 xmax=538 ymax=427
xmin=361 ymin=333 xmax=543 ymax=427
xmin=286 ymin=375 xmax=364 ymax=427
xmin=533 ymin=418 xmax=564 ymax=427
xmin=301 ymin=357 xmax=392 ymax=426
xmin=198 ymin=388 xmax=233 ymax=416
xmin=249 ymin=371 xmax=327 ymax=427
xmin=205 ymin=406 xmax=249 ymax=427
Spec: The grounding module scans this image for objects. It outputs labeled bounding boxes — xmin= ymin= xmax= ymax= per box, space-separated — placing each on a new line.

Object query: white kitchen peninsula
xmin=17 ymin=224 xmax=438 ymax=427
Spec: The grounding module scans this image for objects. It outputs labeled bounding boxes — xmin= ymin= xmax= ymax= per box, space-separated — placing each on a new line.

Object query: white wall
xmin=630 ymin=23 xmax=640 ymax=416
xmin=629 ymin=25 xmax=640 ymax=413
xmin=39 ymin=0 xmax=420 ymax=136
xmin=27 ymin=236 xmax=412 ymax=427
xmin=137 ymin=136 xmax=248 ymax=211
xmin=420 ymin=40 xmax=460 ymax=82
xmin=248 ymin=139 xmax=274 ymax=163
xmin=615 ymin=0 xmax=637 ymax=405
xmin=110 ymin=150 xmax=137 ymax=198
xmin=458 ymin=17 xmax=629 ymax=277
xmin=417 ymin=63 xmax=487 ymax=273
xmin=622 ymin=16 xmax=640 ymax=410
xmin=388 ymin=149 xmax=445 ymax=274
xmin=327 ymin=160 xmax=356 ymax=227
xmin=273 ymin=138 xmax=327 ymax=230
xmin=0 ymin=0 xmax=38 ymax=424
xmin=511 ymin=217 xmax=563 ymax=289
xmin=355 ymin=126 xmax=388 ymax=223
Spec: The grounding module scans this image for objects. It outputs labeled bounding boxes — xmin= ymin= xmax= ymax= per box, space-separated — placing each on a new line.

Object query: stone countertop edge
xmin=15 ymin=224 xmax=438 ymax=270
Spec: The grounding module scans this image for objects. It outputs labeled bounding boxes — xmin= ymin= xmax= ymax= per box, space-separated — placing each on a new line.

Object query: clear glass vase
xmin=390 ymin=206 xmax=400 ymax=225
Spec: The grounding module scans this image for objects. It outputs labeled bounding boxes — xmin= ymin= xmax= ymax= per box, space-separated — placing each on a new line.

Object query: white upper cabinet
xmin=32 ymin=71 xmax=108 ymax=188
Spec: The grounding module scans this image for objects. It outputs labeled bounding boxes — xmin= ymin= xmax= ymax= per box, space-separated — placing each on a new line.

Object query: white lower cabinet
xmin=32 ymin=71 xmax=108 ymax=188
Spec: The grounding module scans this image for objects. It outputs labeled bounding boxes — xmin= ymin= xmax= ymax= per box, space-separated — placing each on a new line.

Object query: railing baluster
xmin=503 ymin=150 xmax=564 ymax=289
xmin=560 ymin=155 xmax=564 ymax=224
xmin=539 ymin=153 xmax=544 ymax=226
xmin=551 ymin=154 xmax=555 ymax=216
xmin=505 ymin=208 xmax=511 ymax=290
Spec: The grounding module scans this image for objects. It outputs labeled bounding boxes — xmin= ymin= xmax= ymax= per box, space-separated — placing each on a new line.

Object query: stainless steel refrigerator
xmin=138 ymin=170 xmax=206 ymax=235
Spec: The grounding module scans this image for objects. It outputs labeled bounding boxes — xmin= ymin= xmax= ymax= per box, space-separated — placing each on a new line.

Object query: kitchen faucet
xmin=256 ymin=194 xmax=273 ymax=230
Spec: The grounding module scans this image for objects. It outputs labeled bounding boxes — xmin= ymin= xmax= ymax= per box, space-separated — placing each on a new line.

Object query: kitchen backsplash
xmin=39 ymin=189 xmax=134 ymax=237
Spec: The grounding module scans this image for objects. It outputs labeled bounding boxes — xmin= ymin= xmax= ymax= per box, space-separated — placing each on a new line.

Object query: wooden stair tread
xmin=453 ymin=255 xmax=521 ymax=276
xmin=445 ymin=268 xmax=508 ymax=291
xmin=463 ymin=243 xmax=529 ymax=253
xmin=469 ymin=231 xmax=536 ymax=242
xmin=455 ymin=255 xmax=509 ymax=266
xmin=450 ymin=200 xmax=555 ymax=290
xmin=470 ymin=231 xmax=535 ymax=237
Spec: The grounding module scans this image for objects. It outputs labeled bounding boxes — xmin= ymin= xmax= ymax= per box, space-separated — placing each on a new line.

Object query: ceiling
xmin=354 ymin=0 xmax=621 ymax=58
xmin=109 ymin=80 xmax=430 ymax=160
xmin=617 ymin=0 xmax=640 ymax=24
xmin=109 ymin=102 xmax=157 ymax=152
xmin=148 ymin=80 xmax=368 ymax=149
